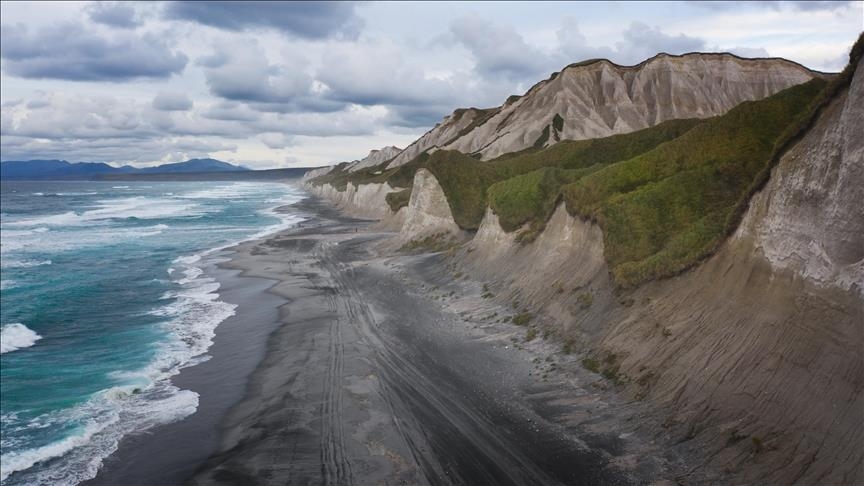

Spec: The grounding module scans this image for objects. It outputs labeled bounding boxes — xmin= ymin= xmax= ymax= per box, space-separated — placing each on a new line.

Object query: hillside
xmin=310 ymin=76 xmax=828 ymax=287
xmin=304 ymin=38 xmax=863 ymax=483
xmin=346 ymin=146 xmax=402 ymax=173
xmin=385 ymin=53 xmax=821 ymax=166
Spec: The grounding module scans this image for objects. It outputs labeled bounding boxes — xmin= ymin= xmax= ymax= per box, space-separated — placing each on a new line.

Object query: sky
xmin=1 ymin=1 xmax=861 ymax=169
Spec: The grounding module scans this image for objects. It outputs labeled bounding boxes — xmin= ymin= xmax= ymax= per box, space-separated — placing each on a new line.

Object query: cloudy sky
xmin=1 ymin=1 xmax=861 ymax=168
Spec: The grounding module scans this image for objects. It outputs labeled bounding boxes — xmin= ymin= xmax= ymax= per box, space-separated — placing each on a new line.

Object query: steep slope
xmin=304 ymin=39 xmax=863 ymax=484
xmin=388 ymin=108 xmax=497 ymax=167
xmin=455 ymin=45 xmax=863 ymax=485
xmin=387 ymin=53 xmax=819 ymax=166
xmin=347 ymin=145 xmax=402 ymax=172
xmin=734 ymin=62 xmax=864 ymax=294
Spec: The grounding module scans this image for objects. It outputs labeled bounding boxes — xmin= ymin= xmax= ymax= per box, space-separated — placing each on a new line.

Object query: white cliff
xmin=387 ymin=53 xmax=819 ymax=166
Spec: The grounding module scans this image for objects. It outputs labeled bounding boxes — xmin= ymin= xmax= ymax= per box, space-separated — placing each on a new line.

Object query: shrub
xmin=561 ymin=79 xmax=826 ymax=287
xmin=751 ymin=436 xmax=764 ymax=454
xmin=576 ymin=292 xmax=593 ymax=309
xmin=385 ymin=188 xmax=411 ymax=211
xmin=512 ymin=312 xmax=533 ymax=326
xmin=581 ymin=357 xmax=600 ymax=373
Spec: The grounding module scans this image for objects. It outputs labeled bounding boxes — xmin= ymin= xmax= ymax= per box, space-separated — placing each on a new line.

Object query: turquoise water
xmin=0 ymin=180 xmax=305 ymax=485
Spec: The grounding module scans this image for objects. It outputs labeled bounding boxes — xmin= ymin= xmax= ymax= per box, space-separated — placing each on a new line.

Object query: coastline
xmin=90 ymin=194 xmax=688 ymax=485
xmin=84 ymin=198 xmax=311 ymax=486
xmin=84 ymin=250 xmax=287 ymax=485
xmin=191 ymin=196 xmax=684 ymax=484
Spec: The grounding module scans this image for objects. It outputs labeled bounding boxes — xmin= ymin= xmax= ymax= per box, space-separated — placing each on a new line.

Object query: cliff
xmin=455 ymin=50 xmax=863 ymax=484
xmin=388 ymin=53 xmax=820 ymax=166
xmin=302 ymin=40 xmax=863 ymax=484
xmin=347 ymin=145 xmax=402 ymax=173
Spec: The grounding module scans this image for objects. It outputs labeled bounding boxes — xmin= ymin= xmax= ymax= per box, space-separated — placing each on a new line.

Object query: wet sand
xmin=91 ymin=196 xmax=683 ymax=485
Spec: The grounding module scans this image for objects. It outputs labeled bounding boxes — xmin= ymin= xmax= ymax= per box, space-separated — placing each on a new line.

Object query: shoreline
xmin=90 ymin=194 xmax=686 ymax=485
xmin=83 ymin=256 xmax=287 ymax=486
xmin=190 ymin=196 xmax=684 ymax=484
xmin=84 ymin=198 xmax=314 ymax=486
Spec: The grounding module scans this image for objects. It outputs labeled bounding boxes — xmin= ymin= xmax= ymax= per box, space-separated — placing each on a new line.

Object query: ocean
xmin=0 ymin=180 xmax=306 ymax=485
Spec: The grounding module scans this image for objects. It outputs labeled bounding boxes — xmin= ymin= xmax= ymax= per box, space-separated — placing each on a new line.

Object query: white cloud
xmin=0 ymin=1 xmax=860 ymax=167
xmin=152 ymin=91 xmax=193 ymax=111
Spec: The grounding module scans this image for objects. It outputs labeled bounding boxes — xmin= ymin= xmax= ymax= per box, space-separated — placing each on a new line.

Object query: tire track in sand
xmin=316 ymin=240 xmax=355 ymax=486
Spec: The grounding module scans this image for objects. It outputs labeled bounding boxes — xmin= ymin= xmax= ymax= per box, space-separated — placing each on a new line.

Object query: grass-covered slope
xmin=564 ymin=79 xmax=826 ymax=285
xmin=312 ymin=118 xmax=701 ymax=226
xmin=309 ymin=81 xmax=824 ymax=286
xmin=309 ymin=42 xmax=861 ymax=287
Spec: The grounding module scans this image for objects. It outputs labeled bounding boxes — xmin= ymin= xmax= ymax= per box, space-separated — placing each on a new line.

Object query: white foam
xmin=175 ymin=182 xmax=260 ymax=200
xmin=1 ymin=225 xmax=166 ymax=255
xmin=4 ymin=197 xmax=211 ymax=228
xmin=0 ymin=383 xmax=199 ymax=484
xmin=1 ymin=280 xmax=17 ymax=290
xmin=172 ymin=254 xmax=201 ymax=266
xmin=0 ymin=228 xmax=49 ymax=238
xmin=0 ymin=257 xmax=220 ymax=483
xmin=1 ymin=259 xmax=52 ymax=269
xmin=111 ymin=186 xmax=129 ymax=189
xmin=0 ymin=419 xmax=109 ymax=483
xmin=0 ymin=323 xmax=42 ymax=354
xmin=4 ymin=211 xmax=84 ymax=228
xmin=0 ymin=182 xmax=307 ymax=483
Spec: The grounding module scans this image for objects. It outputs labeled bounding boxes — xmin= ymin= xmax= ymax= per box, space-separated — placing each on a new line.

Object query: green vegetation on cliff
xmin=309 ymin=43 xmax=860 ymax=287
xmin=565 ymin=79 xmax=826 ymax=285
xmin=310 ymin=118 xmax=700 ymax=222
xmin=310 ymin=80 xmax=824 ymax=286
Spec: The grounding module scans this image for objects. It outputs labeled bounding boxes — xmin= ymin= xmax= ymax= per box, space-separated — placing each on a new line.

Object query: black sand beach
xmin=90 ymin=196 xmax=682 ymax=485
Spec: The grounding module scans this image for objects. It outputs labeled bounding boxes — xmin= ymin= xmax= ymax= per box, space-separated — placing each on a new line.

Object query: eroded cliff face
xmin=386 ymin=53 xmax=818 ymax=166
xmin=303 ymin=52 xmax=861 ymax=484
xmin=464 ymin=206 xmax=611 ymax=332
xmin=388 ymin=108 xmax=495 ymax=167
xmin=347 ymin=145 xmax=403 ymax=173
xmin=735 ymin=60 xmax=864 ymax=296
xmin=301 ymin=166 xmax=333 ymax=183
xmin=398 ymin=169 xmax=461 ymax=242
xmin=305 ymin=181 xmax=399 ymax=220
xmin=453 ymin=56 xmax=863 ymax=485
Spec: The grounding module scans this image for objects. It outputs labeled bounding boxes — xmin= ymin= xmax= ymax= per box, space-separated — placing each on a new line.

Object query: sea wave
xmin=1 ymin=259 xmax=52 ymax=269
xmin=175 ymin=182 xmax=260 ymax=200
xmin=0 ymin=225 xmax=167 ymax=255
xmin=0 ymin=182 xmax=307 ymax=484
xmin=0 ymin=251 xmax=224 ymax=484
xmin=0 ymin=323 xmax=42 ymax=354
xmin=0 ymin=384 xmax=198 ymax=485
xmin=4 ymin=197 xmax=210 ymax=228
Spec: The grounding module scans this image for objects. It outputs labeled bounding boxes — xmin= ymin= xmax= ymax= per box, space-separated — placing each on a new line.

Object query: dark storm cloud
xmin=0 ymin=23 xmax=187 ymax=81
xmin=85 ymin=2 xmax=143 ymax=29
xmin=164 ymin=1 xmax=362 ymax=39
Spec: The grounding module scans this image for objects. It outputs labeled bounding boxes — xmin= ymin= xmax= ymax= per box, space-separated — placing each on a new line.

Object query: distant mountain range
xmin=0 ymin=158 xmax=248 ymax=180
